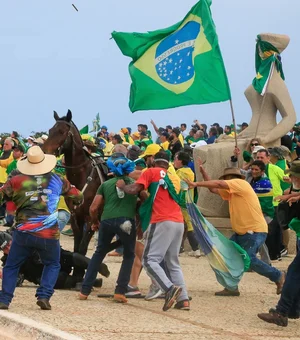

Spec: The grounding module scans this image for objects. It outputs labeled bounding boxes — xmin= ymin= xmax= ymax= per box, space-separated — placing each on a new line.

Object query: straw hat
xmin=17 ymin=146 xmax=57 ymax=176
xmin=34 ymin=137 xmax=44 ymax=145
xmin=219 ymin=167 xmax=245 ymax=180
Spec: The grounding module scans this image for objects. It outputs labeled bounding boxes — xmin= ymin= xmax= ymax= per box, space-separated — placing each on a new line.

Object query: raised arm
xmin=150 ymin=119 xmax=160 ymax=135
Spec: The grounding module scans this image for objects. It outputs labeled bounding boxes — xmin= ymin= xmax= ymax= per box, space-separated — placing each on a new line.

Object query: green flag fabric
xmin=252 ymin=35 xmax=284 ymax=95
xmin=80 ymin=125 xmax=89 ymax=135
xmin=112 ymin=0 xmax=231 ymax=112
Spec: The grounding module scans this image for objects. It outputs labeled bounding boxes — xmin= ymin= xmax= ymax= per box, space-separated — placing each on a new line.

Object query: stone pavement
xmin=1 ymin=231 xmax=299 ymax=340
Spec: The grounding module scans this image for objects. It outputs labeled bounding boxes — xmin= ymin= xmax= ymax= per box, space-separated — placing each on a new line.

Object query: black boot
xmin=37 ymin=299 xmax=51 ymax=310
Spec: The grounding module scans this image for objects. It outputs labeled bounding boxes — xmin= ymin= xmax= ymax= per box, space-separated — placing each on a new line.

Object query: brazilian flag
xmin=112 ymin=0 xmax=231 ymax=112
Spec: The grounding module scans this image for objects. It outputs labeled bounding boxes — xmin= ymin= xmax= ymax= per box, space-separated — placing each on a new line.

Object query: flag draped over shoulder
xmin=112 ymin=0 xmax=231 ymax=112
xmin=139 ymin=174 xmax=185 ymax=232
xmin=185 ymin=191 xmax=250 ymax=291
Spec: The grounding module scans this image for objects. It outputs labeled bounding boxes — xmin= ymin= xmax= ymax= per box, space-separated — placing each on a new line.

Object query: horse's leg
xmin=70 ymin=214 xmax=83 ymax=254
xmin=72 ymin=213 xmax=86 ymax=282
xmin=79 ymin=227 xmax=94 ymax=255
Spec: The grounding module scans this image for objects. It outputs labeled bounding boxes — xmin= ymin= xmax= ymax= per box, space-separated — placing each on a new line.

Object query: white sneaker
xmin=188 ymin=249 xmax=202 ymax=258
xmin=145 ymin=283 xmax=164 ymax=300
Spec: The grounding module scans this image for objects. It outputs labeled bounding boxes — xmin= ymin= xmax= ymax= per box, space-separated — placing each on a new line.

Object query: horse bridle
xmin=54 ymin=120 xmax=91 ymax=169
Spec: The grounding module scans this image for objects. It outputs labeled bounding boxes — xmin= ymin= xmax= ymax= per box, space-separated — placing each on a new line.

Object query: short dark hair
xmin=113 ymin=134 xmax=122 ymax=143
xmin=176 ymin=151 xmax=190 ymax=166
xmin=166 ymin=125 xmax=172 ymax=130
xmin=14 ymin=144 xmax=24 ymax=153
xmin=201 ymin=124 xmax=207 ymax=131
xmin=12 ymin=131 xmax=19 ymax=138
xmin=252 ymin=160 xmax=266 ymax=171
xmin=181 ymin=123 xmax=187 ymax=129
xmin=257 ymin=149 xmax=269 ymax=157
xmin=172 ymin=128 xmax=180 ymax=137
xmin=161 ymin=131 xmax=169 ymax=138
xmin=225 ymin=125 xmax=231 ymax=132
xmin=154 ymin=150 xmax=170 ymax=168
xmin=217 ymin=126 xmax=224 ymax=135
xmin=210 ymin=127 xmax=218 ymax=136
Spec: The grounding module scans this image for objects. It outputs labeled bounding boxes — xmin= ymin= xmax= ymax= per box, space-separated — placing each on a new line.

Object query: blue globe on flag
xmin=155 ymin=21 xmax=201 ymax=85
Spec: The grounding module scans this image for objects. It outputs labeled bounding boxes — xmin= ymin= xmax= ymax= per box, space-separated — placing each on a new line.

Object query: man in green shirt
xmin=6 ymin=144 xmax=24 ymax=175
xmin=79 ymin=153 xmax=137 ymax=304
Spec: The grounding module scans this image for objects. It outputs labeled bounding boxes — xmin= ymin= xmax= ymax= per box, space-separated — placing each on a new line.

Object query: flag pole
xmin=229 ymin=99 xmax=240 ymax=167
xmin=229 ymin=99 xmax=238 ymax=149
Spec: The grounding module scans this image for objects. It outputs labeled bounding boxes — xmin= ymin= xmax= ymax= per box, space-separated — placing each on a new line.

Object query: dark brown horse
xmin=43 ymin=110 xmax=108 ymax=260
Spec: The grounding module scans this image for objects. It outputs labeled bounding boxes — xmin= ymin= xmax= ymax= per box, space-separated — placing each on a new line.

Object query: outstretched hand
xmin=274 ymin=195 xmax=290 ymax=202
xmin=287 ymin=196 xmax=300 ymax=205
xmin=185 ymin=178 xmax=197 ymax=189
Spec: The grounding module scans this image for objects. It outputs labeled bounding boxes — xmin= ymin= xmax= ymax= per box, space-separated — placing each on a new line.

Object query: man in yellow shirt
xmin=160 ymin=132 xmax=169 ymax=151
xmin=0 ymin=138 xmax=14 ymax=185
xmin=188 ymin=165 xmax=285 ymax=297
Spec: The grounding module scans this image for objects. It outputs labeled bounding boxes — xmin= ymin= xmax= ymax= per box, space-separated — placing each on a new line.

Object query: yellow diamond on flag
xmin=256 ymin=72 xmax=263 ymax=80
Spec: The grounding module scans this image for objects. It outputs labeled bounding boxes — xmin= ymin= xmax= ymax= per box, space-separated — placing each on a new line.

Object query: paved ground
xmin=1 ymin=230 xmax=299 ymax=340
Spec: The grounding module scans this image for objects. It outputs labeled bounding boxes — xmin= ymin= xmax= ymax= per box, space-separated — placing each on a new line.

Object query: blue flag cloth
xmin=186 ymin=192 xmax=250 ymax=291
xmin=107 ymin=154 xmax=135 ymax=176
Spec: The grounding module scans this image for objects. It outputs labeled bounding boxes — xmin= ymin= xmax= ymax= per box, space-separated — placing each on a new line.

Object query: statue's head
xmin=258 ymin=33 xmax=290 ymax=54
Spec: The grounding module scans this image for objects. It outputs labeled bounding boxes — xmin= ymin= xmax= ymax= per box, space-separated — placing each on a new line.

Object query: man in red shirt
xmin=117 ymin=151 xmax=189 ymax=311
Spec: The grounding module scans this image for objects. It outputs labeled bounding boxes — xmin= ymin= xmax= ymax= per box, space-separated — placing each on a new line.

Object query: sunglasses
xmin=251 ymin=143 xmax=259 ymax=146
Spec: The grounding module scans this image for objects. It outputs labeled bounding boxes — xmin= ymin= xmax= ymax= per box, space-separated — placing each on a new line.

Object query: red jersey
xmin=136 ymin=167 xmax=183 ymax=224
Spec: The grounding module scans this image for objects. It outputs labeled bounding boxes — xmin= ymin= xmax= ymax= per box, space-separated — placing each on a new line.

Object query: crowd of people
xmin=0 ymin=119 xmax=300 ymax=325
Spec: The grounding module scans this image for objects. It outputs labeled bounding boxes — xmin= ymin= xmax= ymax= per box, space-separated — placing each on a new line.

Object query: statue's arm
xmin=263 ymin=86 xmax=296 ymax=144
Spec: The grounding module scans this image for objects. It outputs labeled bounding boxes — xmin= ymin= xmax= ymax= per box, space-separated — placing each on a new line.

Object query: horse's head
xmin=43 ymin=109 xmax=73 ymax=155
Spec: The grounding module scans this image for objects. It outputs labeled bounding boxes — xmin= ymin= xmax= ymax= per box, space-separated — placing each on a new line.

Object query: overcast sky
xmin=0 ymin=0 xmax=298 ymax=136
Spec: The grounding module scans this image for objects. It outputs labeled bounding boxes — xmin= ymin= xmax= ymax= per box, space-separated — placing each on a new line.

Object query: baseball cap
xmin=131 ymin=131 xmax=140 ymax=138
xmin=252 ymin=145 xmax=265 ymax=154
xmin=139 ymin=144 xmax=162 ymax=158
xmin=101 ymin=125 xmax=108 ymax=130
xmin=211 ymin=123 xmax=220 ymax=127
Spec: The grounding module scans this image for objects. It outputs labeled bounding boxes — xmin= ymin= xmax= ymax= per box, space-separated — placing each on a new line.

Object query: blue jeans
xmin=0 ymin=230 xmax=61 ymax=306
xmin=276 ymin=238 xmax=300 ymax=316
xmin=231 ymin=232 xmax=281 ymax=283
xmin=81 ymin=217 xmax=136 ymax=295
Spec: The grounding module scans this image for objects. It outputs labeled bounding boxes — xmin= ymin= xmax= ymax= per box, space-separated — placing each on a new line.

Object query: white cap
xmin=252 ymin=145 xmax=265 ymax=154
xmin=190 ymin=140 xmax=207 ymax=149
xmin=41 ymin=134 xmax=48 ymax=141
